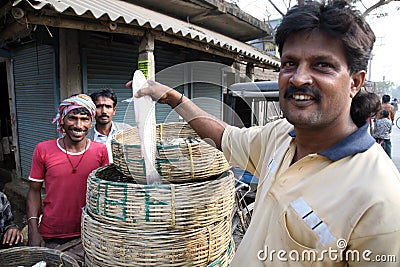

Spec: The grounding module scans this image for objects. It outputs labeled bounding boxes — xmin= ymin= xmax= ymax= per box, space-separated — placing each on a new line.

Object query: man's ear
xmin=350 ymin=70 xmax=366 ymax=98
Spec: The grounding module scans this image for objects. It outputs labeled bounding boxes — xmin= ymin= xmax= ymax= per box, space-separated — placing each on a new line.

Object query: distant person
xmin=374 ymin=109 xmax=392 ymax=158
xmin=391 ymin=97 xmax=398 ymax=115
xmin=351 ymin=90 xmax=381 ymax=135
xmin=26 ymin=94 xmax=109 ymax=262
xmin=0 ymin=191 xmax=23 ymax=248
xmin=88 ymin=89 xmax=131 ymax=162
xmin=376 ymin=94 xmax=395 ymax=124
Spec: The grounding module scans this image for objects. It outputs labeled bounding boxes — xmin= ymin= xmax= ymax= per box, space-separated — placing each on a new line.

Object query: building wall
xmin=7 ymin=28 xmax=239 ymax=178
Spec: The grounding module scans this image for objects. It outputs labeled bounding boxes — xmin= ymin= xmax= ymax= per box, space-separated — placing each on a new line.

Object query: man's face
xmin=94 ymin=96 xmax=116 ymax=126
xmin=279 ymin=31 xmax=361 ymax=129
xmin=62 ymin=112 xmax=92 ymax=142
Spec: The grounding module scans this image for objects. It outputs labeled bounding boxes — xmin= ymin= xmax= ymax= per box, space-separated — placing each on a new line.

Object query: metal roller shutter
xmin=153 ymin=43 xmax=228 ymax=123
xmin=83 ymin=38 xmax=139 ymax=126
xmin=13 ymin=44 xmax=58 ymax=178
xmin=191 ymin=62 xmax=223 ymax=119
xmin=154 ymin=42 xmax=187 ymax=123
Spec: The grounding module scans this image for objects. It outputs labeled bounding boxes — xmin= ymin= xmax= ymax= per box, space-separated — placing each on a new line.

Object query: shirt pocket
xmin=280 ymin=209 xmax=343 ymax=267
xmin=282 ymin=206 xmax=321 ymax=250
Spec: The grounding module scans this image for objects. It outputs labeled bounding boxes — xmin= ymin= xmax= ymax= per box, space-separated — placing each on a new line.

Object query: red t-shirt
xmin=29 ymin=139 xmax=109 ymax=239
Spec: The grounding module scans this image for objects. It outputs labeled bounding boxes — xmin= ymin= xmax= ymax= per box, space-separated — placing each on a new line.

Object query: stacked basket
xmin=82 ymin=122 xmax=235 ymax=266
xmin=0 ymin=247 xmax=79 ymax=267
xmin=111 ymin=122 xmax=231 ymax=183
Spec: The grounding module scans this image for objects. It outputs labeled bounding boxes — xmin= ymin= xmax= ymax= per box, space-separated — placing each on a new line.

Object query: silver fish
xmin=132 ymin=70 xmax=161 ymax=184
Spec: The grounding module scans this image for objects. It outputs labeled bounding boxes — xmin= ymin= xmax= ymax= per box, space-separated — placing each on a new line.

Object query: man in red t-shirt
xmin=26 ymin=94 xmax=109 ymax=254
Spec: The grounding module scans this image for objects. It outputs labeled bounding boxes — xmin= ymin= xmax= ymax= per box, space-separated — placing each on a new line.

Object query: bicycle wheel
xmin=396 ymin=117 xmax=400 ymax=129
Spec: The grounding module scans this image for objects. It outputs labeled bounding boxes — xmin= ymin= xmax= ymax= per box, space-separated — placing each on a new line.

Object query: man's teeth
xmin=72 ymin=130 xmax=84 ymax=135
xmin=292 ymin=94 xmax=312 ymax=100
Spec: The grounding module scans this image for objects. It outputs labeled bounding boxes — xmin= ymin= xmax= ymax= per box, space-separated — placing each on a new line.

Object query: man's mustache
xmin=99 ymin=114 xmax=109 ymax=118
xmin=283 ymin=85 xmax=321 ymax=102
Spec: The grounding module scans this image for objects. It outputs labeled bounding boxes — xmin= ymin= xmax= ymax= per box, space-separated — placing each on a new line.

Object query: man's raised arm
xmin=126 ymin=80 xmax=227 ymax=150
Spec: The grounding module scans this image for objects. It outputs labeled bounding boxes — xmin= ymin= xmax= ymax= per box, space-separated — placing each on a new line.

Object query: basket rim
xmin=0 ymin=246 xmax=79 ymax=266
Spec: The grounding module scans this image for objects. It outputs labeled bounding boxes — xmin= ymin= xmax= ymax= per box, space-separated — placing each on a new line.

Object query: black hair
xmin=275 ymin=0 xmax=375 ymax=74
xmin=380 ymin=109 xmax=389 ymax=118
xmin=276 ymin=1 xmax=377 ymax=127
xmin=90 ymin=89 xmax=118 ymax=107
xmin=350 ymin=90 xmax=381 ymax=127
xmin=68 ymin=107 xmax=92 ymax=119
xmin=382 ymin=94 xmax=391 ymax=104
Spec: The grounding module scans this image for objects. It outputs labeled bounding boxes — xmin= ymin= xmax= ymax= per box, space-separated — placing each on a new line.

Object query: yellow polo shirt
xmin=222 ymin=119 xmax=400 ymax=266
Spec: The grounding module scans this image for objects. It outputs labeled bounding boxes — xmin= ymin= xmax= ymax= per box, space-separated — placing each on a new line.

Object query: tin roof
xmin=125 ymin=0 xmax=273 ymax=42
xmin=17 ymin=0 xmax=280 ymax=69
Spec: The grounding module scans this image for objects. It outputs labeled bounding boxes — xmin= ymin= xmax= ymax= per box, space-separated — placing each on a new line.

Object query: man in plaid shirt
xmin=0 ymin=191 xmax=23 ymax=248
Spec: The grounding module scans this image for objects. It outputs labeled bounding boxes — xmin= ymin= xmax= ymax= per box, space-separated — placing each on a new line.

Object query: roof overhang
xmin=127 ymin=0 xmax=273 ymax=42
xmin=0 ymin=0 xmax=280 ymax=70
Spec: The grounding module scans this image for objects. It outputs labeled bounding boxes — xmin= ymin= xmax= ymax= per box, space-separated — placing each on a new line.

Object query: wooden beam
xmin=0 ymin=22 xmax=30 ymax=41
xmin=153 ymin=30 xmax=278 ymax=70
xmin=23 ymin=14 xmax=278 ymax=70
xmin=25 ymin=14 xmax=145 ymax=36
xmin=153 ymin=29 xmax=240 ymax=59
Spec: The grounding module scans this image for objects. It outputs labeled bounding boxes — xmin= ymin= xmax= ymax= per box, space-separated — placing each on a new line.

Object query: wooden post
xmin=232 ymin=62 xmax=241 ymax=84
xmin=6 ymin=59 xmax=21 ymax=176
xmin=138 ymin=32 xmax=155 ymax=80
xmin=246 ymin=62 xmax=255 ymax=82
xmin=59 ymin=29 xmax=82 ymax=99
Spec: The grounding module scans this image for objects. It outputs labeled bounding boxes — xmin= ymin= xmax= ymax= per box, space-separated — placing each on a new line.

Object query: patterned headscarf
xmin=52 ymin=94 xmax=96 ymax=133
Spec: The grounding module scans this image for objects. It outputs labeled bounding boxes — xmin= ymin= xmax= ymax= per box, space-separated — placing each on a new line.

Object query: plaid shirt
xmin=0 ymin=192 xmax=17 ymax=240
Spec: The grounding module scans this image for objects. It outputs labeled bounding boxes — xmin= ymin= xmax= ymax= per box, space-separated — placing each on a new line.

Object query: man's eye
xmin=281 ymin=61 xmax=296 ymax=69
xmin=316 ymin=62 xmax=334 ymax=69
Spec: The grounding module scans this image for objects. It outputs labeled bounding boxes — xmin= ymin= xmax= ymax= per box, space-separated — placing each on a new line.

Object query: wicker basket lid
xmin=111 ymin=122 xmax=230 ymax=184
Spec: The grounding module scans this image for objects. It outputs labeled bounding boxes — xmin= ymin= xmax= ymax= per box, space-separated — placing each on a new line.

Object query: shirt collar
xmin=288 ymin=122 xmax=375 ymax=161
xmin=94 ymin=121 xmax=117 ymax=138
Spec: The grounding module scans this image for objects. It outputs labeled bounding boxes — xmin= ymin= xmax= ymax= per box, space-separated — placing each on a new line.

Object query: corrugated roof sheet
xmin=20 ymin=0 xmax=280 ymax=68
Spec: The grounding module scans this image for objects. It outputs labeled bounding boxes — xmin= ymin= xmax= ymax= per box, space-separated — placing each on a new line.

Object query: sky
xmin=232 ymin=0 xmax=400 ymax=86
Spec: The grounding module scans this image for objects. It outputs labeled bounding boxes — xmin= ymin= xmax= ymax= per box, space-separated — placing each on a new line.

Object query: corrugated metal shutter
xmin=83 ymin=38 xmax=139 ymax=126
xmin=154 ymin=43 xmax=227 ymax=123
xmin=154 ymin=42 xmax=186 ymax=123
xmin=13 ymin=44 xmax=58 ymax=178
xmin=191 ymin=63 xmax=223 ymax=119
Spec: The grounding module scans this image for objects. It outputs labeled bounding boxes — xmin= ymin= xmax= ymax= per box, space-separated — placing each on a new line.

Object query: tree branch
xmin=362 ymin=0 xmax=395 ymax=17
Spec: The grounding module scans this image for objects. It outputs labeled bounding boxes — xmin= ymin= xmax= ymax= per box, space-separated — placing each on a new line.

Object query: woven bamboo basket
xmin=82 ymin=209 xmax=233 ymax=267
xmin=84 ymin=241 xmax=234 ymax=267
xmin=111 ymin=122 xmax=230 ymax=184
xmin=86 ymin=165 xmax=235 ymax=229
xmin=0 ymin=246 xmax=79 ymax=267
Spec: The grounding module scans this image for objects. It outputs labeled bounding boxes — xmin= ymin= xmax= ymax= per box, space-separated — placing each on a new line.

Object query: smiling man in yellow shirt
xmin=130 ymin=1 xmax=400 ymax=266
